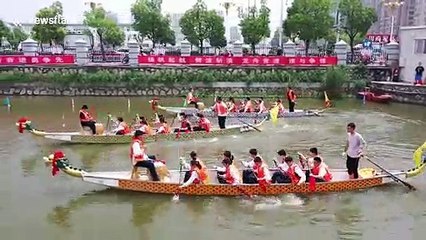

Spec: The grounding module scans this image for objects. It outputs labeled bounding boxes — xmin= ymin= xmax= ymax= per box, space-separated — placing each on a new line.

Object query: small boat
xmin=157 ymin=105 xmax=323 ymax=119
xmin=16 ymin=117 xmax=266 ymax=144
xmin=46 ymin=143 xmax=426 ymax=196
xmin=357 ymin=89 xmax=392 ymax=104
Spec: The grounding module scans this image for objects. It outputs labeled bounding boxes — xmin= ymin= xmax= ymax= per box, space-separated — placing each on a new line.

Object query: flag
xmin=183 ymin=98 xmax=187 ymax=107
xmin=324 ymin=91 xmax=331 ymax=108
xmin=413 ymin=141 xmax=426 ymax=168
xmin=269 ymin=105 xmax=279 ymax=125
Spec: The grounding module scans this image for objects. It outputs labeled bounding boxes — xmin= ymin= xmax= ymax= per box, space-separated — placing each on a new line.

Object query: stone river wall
xmin=370 ymin=81 xmax=426 ymax=106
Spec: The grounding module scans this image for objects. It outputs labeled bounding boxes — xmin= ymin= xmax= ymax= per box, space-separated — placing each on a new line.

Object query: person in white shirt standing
xmin=343 ymin=122 xmax=367 ymax=179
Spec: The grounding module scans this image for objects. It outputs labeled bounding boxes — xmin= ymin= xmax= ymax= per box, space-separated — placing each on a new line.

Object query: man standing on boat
xmin=79 ymin=105 xmax=96 ymax=135
xmin=212 ymin=97 xmax=228 ymax=129
xmin=343 ymin=122 xmax=367 ymax=179
xmin=130 ymin=130 xmax=160 ymax=181
xmin=286 ymin=87 xmax=297 ymax=112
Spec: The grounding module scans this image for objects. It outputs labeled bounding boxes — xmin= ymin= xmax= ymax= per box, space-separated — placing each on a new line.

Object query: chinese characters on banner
xmin=138 ymin=56 xmax=338 ymax=66
xmin=365 ymin=34 xmax=398 ymax=43
xmin=0 ymin=55 xmax=75 ymax=65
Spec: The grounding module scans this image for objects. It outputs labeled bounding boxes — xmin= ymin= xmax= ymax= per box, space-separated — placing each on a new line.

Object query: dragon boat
xmin=16 ymin=117 xmax=266 ymax=144
xmin=156 ymin=105 xmax=323 ymax=119
xmin=44 ymin=142 xmax=426 ymax=196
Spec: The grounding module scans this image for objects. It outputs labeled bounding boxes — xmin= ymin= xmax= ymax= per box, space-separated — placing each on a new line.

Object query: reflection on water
xmin=1 ymin=96 xmax=426 ymax=239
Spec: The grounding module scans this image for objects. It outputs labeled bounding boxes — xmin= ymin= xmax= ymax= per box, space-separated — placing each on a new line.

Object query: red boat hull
xmin=358 ymin=92 xmax=392 ymax=103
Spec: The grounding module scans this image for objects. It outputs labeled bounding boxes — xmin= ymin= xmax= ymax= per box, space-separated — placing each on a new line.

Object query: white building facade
xmin=398 ymin=25 xmax=426 ymax=82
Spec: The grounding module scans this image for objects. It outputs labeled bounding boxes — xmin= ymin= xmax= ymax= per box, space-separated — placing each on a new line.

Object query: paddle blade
xmin=172 ymin=194 xmax=180 ymax=201
xmin=309 ymin=176 xmax=316 ymax=191
xmin=269 ymin=106 xmax=279 ymax=125
xmin=324 ymin=91 xmax=332 ymax=108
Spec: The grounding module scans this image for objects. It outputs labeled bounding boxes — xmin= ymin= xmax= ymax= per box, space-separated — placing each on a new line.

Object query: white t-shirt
xmin=347 ymin=132 xmax=366 ymax=158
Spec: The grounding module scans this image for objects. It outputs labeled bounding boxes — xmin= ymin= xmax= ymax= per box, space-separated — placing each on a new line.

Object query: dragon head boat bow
xmin=44 ymin=142 xmax=426 ymax=196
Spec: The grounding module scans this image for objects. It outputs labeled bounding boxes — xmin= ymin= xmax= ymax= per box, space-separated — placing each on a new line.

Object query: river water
xmin=1 ymin=96 xmax=426 ymax=240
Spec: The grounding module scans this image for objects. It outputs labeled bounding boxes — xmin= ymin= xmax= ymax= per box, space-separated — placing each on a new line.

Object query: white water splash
xmin=254 ymin=197 xmax=282 ymax=211
xmin=209 ymin=138 xmax=219 ymax=143
xmin=281 ymin=194 xmax=304 ymax=206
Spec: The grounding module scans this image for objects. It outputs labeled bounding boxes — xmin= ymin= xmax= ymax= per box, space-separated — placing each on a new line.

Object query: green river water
xmin=1 ymin=96 xmax=426 ymax=240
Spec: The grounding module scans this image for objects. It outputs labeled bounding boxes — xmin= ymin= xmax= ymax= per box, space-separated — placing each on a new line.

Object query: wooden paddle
xmin=363 ymin=156 xmax=416 ymax=190
xmin=237 ymin=119 xmax=262 ymax=132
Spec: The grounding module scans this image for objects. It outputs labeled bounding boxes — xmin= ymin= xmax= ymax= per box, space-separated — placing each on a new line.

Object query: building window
xmin=414 ymin=39 xmax=426 ymax=54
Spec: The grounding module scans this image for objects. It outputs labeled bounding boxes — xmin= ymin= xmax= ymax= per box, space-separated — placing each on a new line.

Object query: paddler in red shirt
xmin=286 ymin=87 xmax=297 ymax=112
xmin=243 ymin=97 xmax=254 ymax=113
xmin=79 ymin=105 xmax=97 ymax=135
xmin=211 ymin=97 xmax=228 ymax=129
xmin=194 ymin=113 xmax=211 ymax=132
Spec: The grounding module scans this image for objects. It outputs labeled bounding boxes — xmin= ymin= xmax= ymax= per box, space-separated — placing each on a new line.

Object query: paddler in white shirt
xmin=284 ymin=156 xmax=306 ymax=185
xmin=130 ymin=130 xmax=160 ymax=181
xmin=217 ymin=158 xmax=241 ymax=185
xmin=241 ymin=148 xmax=265 ymax=184
xmin=271 ymin=149 xmax=291 ymax=183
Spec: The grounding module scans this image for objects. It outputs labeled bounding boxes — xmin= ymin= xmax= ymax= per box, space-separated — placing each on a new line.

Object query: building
xmin=399 ymin=0 xmax=426 ymax=27
xmin=107 ymin=11 xmax=119 ymax=23
xmin=398 ymin=25 xmax=426 ymax=82
xmin=229 ymin=26 xmax=241 ymax=43
xmin=168 ymin=13 xmax=185 ymax=45
xmin=363 ymin=0 xmax=426 ymax=36
xmin=362 ymin=0 xmax=403 ymax=35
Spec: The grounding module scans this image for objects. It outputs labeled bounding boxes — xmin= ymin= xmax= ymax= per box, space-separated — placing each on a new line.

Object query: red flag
xmin=309 ymin=176 xmax=316 ymax=191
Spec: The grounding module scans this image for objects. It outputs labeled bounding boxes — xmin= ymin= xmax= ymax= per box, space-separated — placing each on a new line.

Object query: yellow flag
xmin=270 ymin=105 xmax=279 ymax=125
xmin=413 ymin=141 xmax=426 ymax=167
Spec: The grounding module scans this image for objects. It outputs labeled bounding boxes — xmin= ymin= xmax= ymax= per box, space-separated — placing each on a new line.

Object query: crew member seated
xmin=79 ymin=105 xmax=96 ymax=135
xmin=156 ymin=116 xmax=171 ymax=134
xmin=112 ymin=117 xmax=131 ymax=135
xmin=217 ymin=158 xmax=241 ymax=185
xmin=284 ymin=156 xmax=306 ymax=185
xmin=309 ymin=157 xmax=333 ymax=182
xmin=174 ymin=113 xmax=192 ymax=133
xmin=216 ymin=150 xmax=239 ymax=183
xmin=241 ymin=148 xmax=261 ymax=184
xmin=253 ymin=156 xmax=271 ymax=185
xmin=138 ymin=118 xmax=153 ymax=135
xmin=130 ymin=130 xmax=160 ymax=181
xmin=272 ymin=149 xmax=291 ymax=183
xmin=193 ymin=113 xmax=211 ymax=132
xmin=179 ymin=160 xmax=208 ymax=188
xmin=181 ymin=151 xmax=208 ymax=183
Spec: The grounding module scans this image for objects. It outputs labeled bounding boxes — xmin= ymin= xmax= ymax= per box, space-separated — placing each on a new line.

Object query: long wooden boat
xmin=157 ymin=105 xmax=323 ymax=119
xmin=46 ymin=144 xmax=426 ymax=196
xmin=16 ymin=117 xmax=266 ymax=144
xmin=357 ymin=92 xmax=392 ymax=104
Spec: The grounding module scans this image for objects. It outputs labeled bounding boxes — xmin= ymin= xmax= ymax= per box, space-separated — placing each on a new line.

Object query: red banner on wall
xmin=0 ymin=55 xmax=75 ymax=65
xmin=138 ymin=55 xmax=337 ymax=66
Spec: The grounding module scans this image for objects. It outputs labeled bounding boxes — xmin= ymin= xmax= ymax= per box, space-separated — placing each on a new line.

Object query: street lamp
xmin=382 ymin=0 xmax=404 ymax=42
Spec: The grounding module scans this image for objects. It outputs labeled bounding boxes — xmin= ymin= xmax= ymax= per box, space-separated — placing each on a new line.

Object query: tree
xmin=32 ymin=1 xmax=66 ymax=50
xmin=239 ymin=0 xmax=270 ymax=53
xmin=131 ymin=0 xmax=175 ymax=48
xmin=104 ymin=22 xmax=125 ymax=48
xmin=339 ymin=0 xmax=377 ymax=62
xmin=283 ymin=0 xmax=334 ymax=55
xmin=0 ymin=20 xmax=11 ymax=48
xmin=84 ymin=3 xmax=121 ymax=61
xmin=179 ymin=0 xmax=225 ymax=54
xmin=207 ymin=11 xmax=226 ymax=49
xmin=8 ymin=27 xmax=29 ymax=49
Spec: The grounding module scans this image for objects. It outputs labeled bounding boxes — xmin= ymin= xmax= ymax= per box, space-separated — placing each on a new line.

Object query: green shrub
xmin=0 ymin=66 xmax=367 ymax=92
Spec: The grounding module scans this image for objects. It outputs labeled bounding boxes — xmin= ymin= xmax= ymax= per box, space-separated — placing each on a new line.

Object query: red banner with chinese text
xmin=138 ymin=55 xmax=337 ymax=66
xmin=0 ymin=55 xmax=75 ymax=65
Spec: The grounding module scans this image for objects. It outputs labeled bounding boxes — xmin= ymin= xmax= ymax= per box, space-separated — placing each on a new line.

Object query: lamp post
xmin=382 ymin=0 xmax=404 ymax=42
